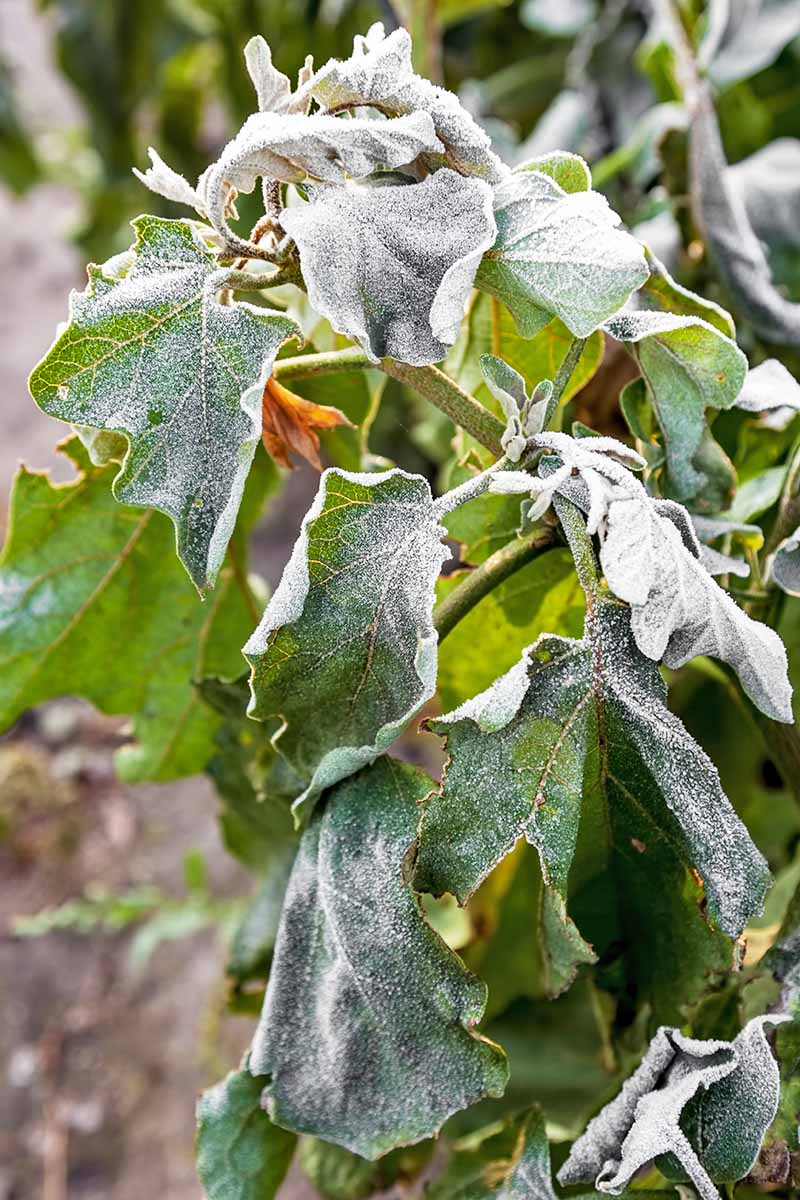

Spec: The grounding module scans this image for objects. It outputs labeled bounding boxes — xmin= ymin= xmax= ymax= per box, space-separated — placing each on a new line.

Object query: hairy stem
xmin=434 ymin=527 xmax=557 ymax=642
xmin=552 ymin=337 xmax=589 ymax=410
xmin=380 ymin=361 xmax=505 ymax=456
xmin=274 ymin=350 xmax=506 ymax=455
xmin=432 ymin=455 xmax=508 ymax=518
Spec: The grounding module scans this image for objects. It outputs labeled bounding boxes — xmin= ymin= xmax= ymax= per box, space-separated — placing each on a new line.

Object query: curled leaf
xmin=310 ymin=23 xmax=507 ymax=182
xmin=559 ymin=1016 xmax=789 ymax=1200
xmin=261 ymin=376 xmax=353 ymax=470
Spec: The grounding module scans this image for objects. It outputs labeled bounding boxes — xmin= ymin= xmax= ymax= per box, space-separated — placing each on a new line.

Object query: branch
xmin=433 ymin=528 xmax=557 ymax=642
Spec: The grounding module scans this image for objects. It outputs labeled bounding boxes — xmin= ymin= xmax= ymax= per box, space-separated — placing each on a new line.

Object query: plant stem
xmin=553 ymin=494 xmax=600 ymax=600
xmin=433 ymin=528 xmax=557 ymax=642
xmin=380 ymin=360 xmax=505 ymax=456
xmin=274 ymin=350 xmax=506 ymax=456
xmin=766 ymin=441 xmax=800 ymax=556
xmin=273 ymin=349 xmax=372 ymax=381
xmin=552 ymin=337 xmax=588 ymax=408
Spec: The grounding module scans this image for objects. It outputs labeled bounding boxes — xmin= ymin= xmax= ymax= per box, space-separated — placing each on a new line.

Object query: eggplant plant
xmin=6 ymin=5 xmax=800 ymax=1198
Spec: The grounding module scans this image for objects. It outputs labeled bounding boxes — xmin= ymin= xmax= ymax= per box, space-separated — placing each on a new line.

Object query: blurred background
xmin=1 ymin=1 xmax=799 ymax=1197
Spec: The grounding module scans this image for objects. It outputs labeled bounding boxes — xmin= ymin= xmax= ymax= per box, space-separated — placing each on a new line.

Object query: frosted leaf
xmin=603 ymin=307 xmax=747 ymax=501
xmin=476 ymin=171 xmax=649 ymax=339
xmin=244 ymin=35 xmax=292 ymax=113
xmin=133 ymin=147 xmax=208 ymax=218
xmin=559 ymin=1015 xmax=789 ymax=1200
xmin=480 ymin=353 xmax=552 ymax=460
xmin=736 ymin=358 xmax=800 ymax=413
xmin=699 ymin=0 xmax=800 ymax=87
xmin=28 ymin=217 xmax=299 ymax=591
xmin=205 ymin=109 xmax=443 ymax=223
xmin=521 ymin=433 xmax=792 ymax=721
xmin=310 ymin=23 xmax=507 ymax=182
xmin=281 ymin=170 xmax=496 ymax=365
xmin=244 ymin=468 xmax=450 ymax=818
xmin=250 ymin=757 xmax=508 ymax=1159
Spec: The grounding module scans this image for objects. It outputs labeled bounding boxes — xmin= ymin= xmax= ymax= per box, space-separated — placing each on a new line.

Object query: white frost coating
xmin=559 ymin=1015 xmax=790 ymax=1200
xmin=522 ymin=432 xmax=793 ymax=721
xmin=771 ymin=527 xmax=800 ymax=596
xmin=310 ymin=23 xmax=508 ymax=183
xmin=478 ymin=171 xmax=649 ymax=338
xmin=437 ymin=647 xmax=535 ymax=732
xmin=736 ymin=357 xmax=800 ymax=413
xmin=282 ymin=170 xmax=496 ymax=365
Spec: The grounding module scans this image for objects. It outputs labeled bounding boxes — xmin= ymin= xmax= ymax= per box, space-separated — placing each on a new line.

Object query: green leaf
xmin=29 ymin=216 xmax=299 ymax=590
xmin=514 ymin=151 xmax=592 ymax=193
xmin=415 ymin=600 xmax=764 ymax=1019
xmin=475 ymin=171 xmax=648 ymax=339
xmin=0 ymin=439 xmax=270 ymax=783
xmin=228 ymin=846 xmax=296 ymax=985
xmin=196 ymin=1065 xmax=296 ymax=1200
xmin=436 ymin=549 xmax=585 ymax=713
xmin=196 ymin=675 xmax=300 ymax=869
xmin=250 ymin=756 xmax=508 ymax=1159
xmin=245 ymin=468 xmax=449 ymax=817
xmin=426 ymin=1105 xmax=558 ymax=1200
xmin=299 ymin=1137 xmax=433 ymax=1200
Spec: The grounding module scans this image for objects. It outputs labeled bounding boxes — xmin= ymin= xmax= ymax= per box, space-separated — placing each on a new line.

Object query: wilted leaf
xmin=28 ymin=217 xmax=299 ymax=590
xmin=559 ymin=1016 xmax=788 ymax=1200
xmin=0 ymin=440 xmax=271 ymax=783
xmin=245 ymin=467 xmax=449 ymax=816
xmin=282 ymin=170 xmax=496 ymax=365
xmin=261 ymin=376 xmax=353 ymax=469
xmin=250 ymin=756 xmax=508 ymax=1158
xmin=310 ymin=23 xmax=506 ymax=182
xmin=476 ymin=170 xmax=648 ymax=339
xmin=196 ymin=1064 xmax=296 ymax=1200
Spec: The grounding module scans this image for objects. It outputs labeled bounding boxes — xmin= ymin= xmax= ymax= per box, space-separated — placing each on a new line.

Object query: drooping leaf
xmin=309 ymin=23 xmax=507 ymax=182
xmin=250 ymin=756 xmax=508 ymax=1159
xmin=28 ymin=217 xmax=299 ymax=590
xmin=603 ymin=257 xmax=747 ymax=503
xmin=0 ymin=439 xmax=271 ymax=783
xmin=516 ymin=432 xmax=792 ymax=721
xmin=559 ymin=1016 xmax=789 ymax=1200
xmin=282 ymin=170 xmax=496 ymax=365
xmin=475 ymin=170 xmax=648 ymax=339
xmin=196 ymin=1064 xmax=297 ymax=1200
xmin=415 ymin=598 xmax=758 ymax=1018
xmin=245 ymin=467 xmax=449 ymax=816
xmin=427 ymin=1105 xmax=558 ymax=1200
xmin=205 ymin=110 xmax=445 ymax=245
